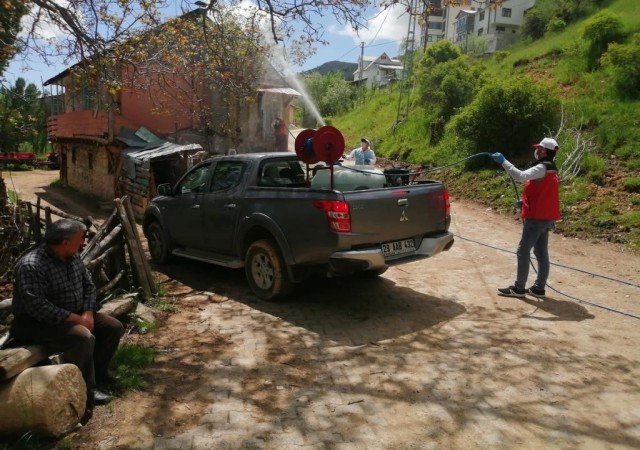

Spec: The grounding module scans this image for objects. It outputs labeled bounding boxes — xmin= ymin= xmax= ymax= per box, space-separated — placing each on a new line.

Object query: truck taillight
xmin=313 ymin=200 xmax=351 ymax=232
xmin=444 ymin=189 xmax=450 ymax=219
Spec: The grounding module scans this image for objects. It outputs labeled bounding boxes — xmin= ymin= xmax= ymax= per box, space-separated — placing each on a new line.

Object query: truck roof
xmin=205 ymin=152 xmax=296 ymax=163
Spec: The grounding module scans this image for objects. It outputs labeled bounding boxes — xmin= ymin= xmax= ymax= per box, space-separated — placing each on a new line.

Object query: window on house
xmin=479 ymin=11 xmax=485 ymax=21
xmin=478 ymin=28 xmax=483 ymax=36
xmin=496 ymin=26 xmax=506 ymax=32
xmin=72 ymin=148 xmax=76 ymax=164
xmin=88 ymin=153 xmax=94 ymax=170
xmin=502 ymin=8 xmax=512 ymax=18
xmin=428 ymin=22 xmax=442 ymax=30
xmin=81 ymin=85 xmax=96 ymax=110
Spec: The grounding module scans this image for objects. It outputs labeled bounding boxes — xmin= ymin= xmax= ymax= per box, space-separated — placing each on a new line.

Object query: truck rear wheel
xmin=147 ymin=222 xmax=172 ymax=264
xmin=245 ymin=239 xmax=292 ymax=301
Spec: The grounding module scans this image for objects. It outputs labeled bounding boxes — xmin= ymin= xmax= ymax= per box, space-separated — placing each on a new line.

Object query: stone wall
xmin=64 ymin=145 xmax=115 ymax=200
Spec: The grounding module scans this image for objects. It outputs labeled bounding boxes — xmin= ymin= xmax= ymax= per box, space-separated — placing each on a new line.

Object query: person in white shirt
xmin=343 ymin=138 xmax=376 ymax=166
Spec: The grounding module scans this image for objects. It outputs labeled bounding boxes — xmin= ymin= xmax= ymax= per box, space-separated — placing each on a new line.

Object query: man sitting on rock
xmin=7 ymin=219 xmax=124 ymax=424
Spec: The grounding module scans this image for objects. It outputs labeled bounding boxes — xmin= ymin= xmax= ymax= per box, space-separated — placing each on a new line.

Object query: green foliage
xmin=582 ymin=153 xmax=607 ymax=183
xmin=582 ymin=11 xmax=625 ymax=70
xmin=451 ymin=77 xmax=561 ymax=161
xmin=547 ymin=18 xmax=568 ymax=33
xmin=601 ymin=33 xmax=640 ymax=98
xmin=302 ymin=71 xmax=355 ymax=121
xmin=110 ymin=344 xmax=156 ymax=392
xmin=522 ymin=9 xmax=547 ymax=40
xmin=0 ymin=0 xmax=28 ymax=75
xmin=623 ymin=176 xmax=640 ymax=192
xmin=0 ymin=78 xmax=47 ymax=153
xmin=17 ymin=142 xmax=33 ymax=152
xmin=418 ymin=40 xmax=462 ymax=66
xmin=415 ymin=56 xmax=485 ymax=119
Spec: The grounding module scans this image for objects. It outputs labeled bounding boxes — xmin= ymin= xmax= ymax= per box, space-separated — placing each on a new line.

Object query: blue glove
xmin=491 ymin=152 xmax=505 ymax=164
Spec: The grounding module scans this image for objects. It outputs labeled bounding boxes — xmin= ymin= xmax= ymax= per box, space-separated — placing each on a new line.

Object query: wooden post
xmin=34 ymin=197 xmax=42 ymax=242
xmin=114 ymin=198 xmax=152 ymax=300
xmin=44 ymin=206 xmax=52 ymax=227
xmin=123 ymin=197 xmax=156 ymax=295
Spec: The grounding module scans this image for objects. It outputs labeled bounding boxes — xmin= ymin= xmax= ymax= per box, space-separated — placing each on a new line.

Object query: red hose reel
xmin=294 ymin=126 xmax=345 ymax=165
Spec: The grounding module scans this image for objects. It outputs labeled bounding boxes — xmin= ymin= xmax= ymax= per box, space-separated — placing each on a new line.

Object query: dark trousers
xmin=10 ymin=312 xmax=124 ymax=405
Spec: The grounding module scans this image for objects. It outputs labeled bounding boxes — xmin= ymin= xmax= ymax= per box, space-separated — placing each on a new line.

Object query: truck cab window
xmin=211 ymin=161 xmax=245 ymax=191
xmin=177 ymin=163 xmax=211 ymax=194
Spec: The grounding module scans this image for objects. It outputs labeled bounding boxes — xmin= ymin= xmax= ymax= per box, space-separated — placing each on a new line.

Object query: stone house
xmin=44 ymin=10 xmax=299 ymax=213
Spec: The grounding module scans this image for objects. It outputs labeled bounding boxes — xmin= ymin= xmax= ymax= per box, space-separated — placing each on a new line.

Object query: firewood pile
xmin=0 ymin=196 xmax=156 ymax=304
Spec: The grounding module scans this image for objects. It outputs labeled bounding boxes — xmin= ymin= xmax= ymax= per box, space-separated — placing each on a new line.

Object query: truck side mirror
xmin=157 ymin=183 xmax=173 ymax=196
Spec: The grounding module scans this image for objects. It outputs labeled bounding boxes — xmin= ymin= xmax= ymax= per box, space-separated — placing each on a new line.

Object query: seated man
xmin=7 ymin=219 xmax=124 ymax=424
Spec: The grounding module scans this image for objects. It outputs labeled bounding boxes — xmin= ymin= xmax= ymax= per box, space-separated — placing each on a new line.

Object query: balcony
xmin=47 ymin=110 xmax=141 ymax=142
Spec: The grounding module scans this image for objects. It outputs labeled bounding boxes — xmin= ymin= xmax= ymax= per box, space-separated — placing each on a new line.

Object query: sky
xmin=4 ymin=2 xmax=412 ymax=89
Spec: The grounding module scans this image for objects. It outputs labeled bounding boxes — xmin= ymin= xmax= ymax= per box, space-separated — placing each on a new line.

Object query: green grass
xmin=110 ymin=343 xmax=156 ymax=393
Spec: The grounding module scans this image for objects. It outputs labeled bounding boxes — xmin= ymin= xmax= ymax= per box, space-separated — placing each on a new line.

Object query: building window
xmin=502 ymin=8 xmax=512 ymax=18
xmin=88 ymin=153 xmax=94 ymax=170
xmin=478 ymin=28 xmax=483 ymax=36
xmin=428 ymin=21 xmax=443 ymax=30
xmin=479 ymin=11 xmax=485 ymax=21
xmin=71 ymin=148 xmax=76 ymax=164
xmin=496 ymin=26 xmax=506 ymax=32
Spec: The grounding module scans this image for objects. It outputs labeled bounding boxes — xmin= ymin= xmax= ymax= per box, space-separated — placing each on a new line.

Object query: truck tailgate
xmin=342 ymin=182 xmax=449 ymax=246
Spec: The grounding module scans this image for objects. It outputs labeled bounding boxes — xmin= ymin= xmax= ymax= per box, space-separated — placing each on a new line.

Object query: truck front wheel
xmin=147 ymin=222 xmax=172 ymax=264
xmin=245 ymin=239 xmax=292 ymax=301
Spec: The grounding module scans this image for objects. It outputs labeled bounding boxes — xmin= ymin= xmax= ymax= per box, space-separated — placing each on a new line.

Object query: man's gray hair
xmin=44 ymin=219 xmax=87 ymax=245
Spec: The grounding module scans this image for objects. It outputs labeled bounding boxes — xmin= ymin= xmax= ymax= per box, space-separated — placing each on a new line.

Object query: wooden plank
xmin=0 ymin=346 xmax=50 ymax=381
xmin=115 ymin=198 xmax=152 ymax=300
xmin=123 ymin=197 xmax=155 ymax=295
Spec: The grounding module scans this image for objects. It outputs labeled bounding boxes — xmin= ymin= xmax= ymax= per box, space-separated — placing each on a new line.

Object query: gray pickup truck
xmin=143 ymin=152 xmax=454 ymax=300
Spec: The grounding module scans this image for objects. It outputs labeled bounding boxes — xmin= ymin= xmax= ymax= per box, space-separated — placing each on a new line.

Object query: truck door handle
xmin=190 ymin=204 xmax=200 ymax=209
xmin=398 ymin=199 xmax=408 ymax=207
xmin=224 ymin=203 xmax=237 ymax=209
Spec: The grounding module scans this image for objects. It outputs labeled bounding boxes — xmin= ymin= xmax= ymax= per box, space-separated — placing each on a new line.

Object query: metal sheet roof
xmin=378 ymin=64 xmax=403 ymax=70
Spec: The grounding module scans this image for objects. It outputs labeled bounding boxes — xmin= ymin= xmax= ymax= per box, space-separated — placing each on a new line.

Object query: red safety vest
xmin=521 ymin=161 xmax=560 ymax=220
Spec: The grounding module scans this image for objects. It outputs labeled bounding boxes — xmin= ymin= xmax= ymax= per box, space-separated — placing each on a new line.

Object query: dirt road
xmin=5 ymin=170 xmax=640 ymax=449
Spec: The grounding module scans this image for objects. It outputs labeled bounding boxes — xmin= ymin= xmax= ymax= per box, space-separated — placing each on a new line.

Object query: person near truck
xmin=273 ymin=117 xmax=288 ymax=152
xmin=343 ymin=138 xmax=377 ymax=166
xmin=490 ymin=137 xmax=561 ymax=299
xmin=7 ymin=219 xmax=124 ymax=424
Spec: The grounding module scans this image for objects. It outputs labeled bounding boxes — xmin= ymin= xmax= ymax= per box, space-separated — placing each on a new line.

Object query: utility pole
xmin=359 ymin=41 xmax=365 ymax=104
xmin=394 ymin=0 xmax=419 ymax=130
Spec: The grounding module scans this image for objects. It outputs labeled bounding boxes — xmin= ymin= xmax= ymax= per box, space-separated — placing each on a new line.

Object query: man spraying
xmin=491 ymin=138 xmax=561 ymax=299
xmin=343 ymin=138 xmax=377 ymax=166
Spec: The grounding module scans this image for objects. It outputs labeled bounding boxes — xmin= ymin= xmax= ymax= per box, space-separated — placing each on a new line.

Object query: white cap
xmin=535 ymin=138 xmax=559 ymax=151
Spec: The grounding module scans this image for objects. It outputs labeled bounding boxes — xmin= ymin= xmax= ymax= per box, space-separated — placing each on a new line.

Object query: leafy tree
xmin=0 ymin=78 xmax=46 ymax=153
xmin=0 ymin=0 xmax=28 ymax=75
xmin=415 ymin=57 xmax=484 ymax=119
xmin=521 ymin=9 xmax=547 ymax=40
xmin=303 ymin=71 xmax=355 ymax=120
xmin=452 ymin=77 xmax=561 ymax=161
xmin=602 ymin=33 xmax=640 ymax=99
xmin=582 ymin=10 xmax=625 ymax=70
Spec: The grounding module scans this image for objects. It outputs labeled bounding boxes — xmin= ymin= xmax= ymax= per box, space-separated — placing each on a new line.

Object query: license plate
xmin=382 ymin=238 xmax=415 ymax=257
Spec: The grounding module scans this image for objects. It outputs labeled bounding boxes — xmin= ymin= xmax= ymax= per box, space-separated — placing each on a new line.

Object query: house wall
xmin=59 ymin=143 xmax=116 ymax=200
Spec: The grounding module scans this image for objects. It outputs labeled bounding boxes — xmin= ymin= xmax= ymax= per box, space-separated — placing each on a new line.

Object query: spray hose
xmin=334 ymin=152 xmax=639 ymax=320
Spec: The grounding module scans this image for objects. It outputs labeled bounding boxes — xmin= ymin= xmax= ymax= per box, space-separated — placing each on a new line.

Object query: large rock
xmin=0 ymin=364 xmax=86 ymax=438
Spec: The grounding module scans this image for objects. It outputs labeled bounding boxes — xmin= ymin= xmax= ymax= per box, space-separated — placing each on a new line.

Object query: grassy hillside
xmin=329 ymin=0 xmax=640 ymax=252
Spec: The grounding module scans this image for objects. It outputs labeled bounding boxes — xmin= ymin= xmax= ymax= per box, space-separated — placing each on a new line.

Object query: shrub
xmin=601 ymin=33 xmax=640 ymax=99
xmin=451 ymin=77 xmax=561 ymax=162
xmin=623 ymin=177 xmax=640 ymax=193
xmin=522 ymin=9 xmax=547 ymax=40
xmin=546 ymin=18 xmax=567 ymax=33
xmin=493 ymin=51 xmax=508 ymax=62
xmin=582 ymin=11 xmax=624 ymax=70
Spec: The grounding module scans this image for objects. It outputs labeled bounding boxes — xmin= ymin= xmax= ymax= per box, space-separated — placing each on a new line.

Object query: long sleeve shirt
xmin=11 ymin=244 xmax=97 ymax=324
xmin=501 ymin=160 xmax=547 ymax=182
xmin=345 ymin=148 xmax=377 ymax=165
